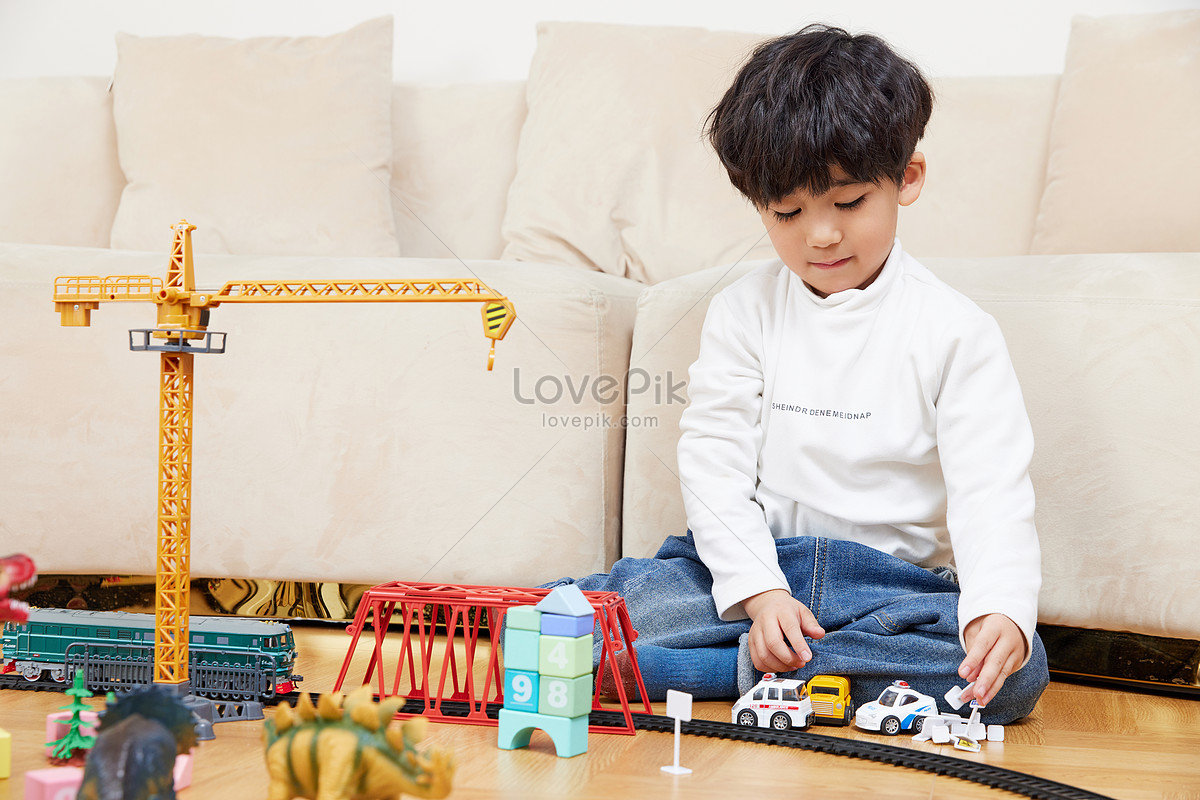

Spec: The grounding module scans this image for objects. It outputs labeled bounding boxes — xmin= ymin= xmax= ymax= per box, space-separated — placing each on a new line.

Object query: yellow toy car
xmin=807 ymin=674 xmax=855 ymax=726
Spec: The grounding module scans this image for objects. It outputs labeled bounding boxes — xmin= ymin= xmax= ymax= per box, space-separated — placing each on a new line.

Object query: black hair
xmin=706 ymin=24 xmax=934 ymax=207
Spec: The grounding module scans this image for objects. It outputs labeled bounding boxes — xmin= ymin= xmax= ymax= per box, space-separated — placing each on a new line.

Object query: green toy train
xmin=1 ymin=608 xmax=301 ymax=701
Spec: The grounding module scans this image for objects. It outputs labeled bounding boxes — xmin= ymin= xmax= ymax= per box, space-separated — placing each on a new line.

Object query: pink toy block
xmin=24 ymin=766 xmax=83 ymax=800
xmin=44 ymin=710 xmax=100 ymax=755
xmin=173 ymin=753 xmax=193 ymax=789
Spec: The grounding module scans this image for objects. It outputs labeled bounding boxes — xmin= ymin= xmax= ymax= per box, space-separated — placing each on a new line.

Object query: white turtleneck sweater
xmin=676 ymin=241 xmax=1041 ymax=656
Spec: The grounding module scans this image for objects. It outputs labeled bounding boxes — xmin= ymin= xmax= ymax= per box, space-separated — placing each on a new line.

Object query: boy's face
xmin=759 ymin=154 xmax=925 ymax=298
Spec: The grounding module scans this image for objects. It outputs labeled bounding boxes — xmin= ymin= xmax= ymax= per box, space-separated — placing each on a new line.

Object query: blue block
xmin=497 ymin=708 xmax=589 ymax=758
xmin=536 ymin=584 xmax=594 ymax=617
xmin=504 ymin=669 xmax=540 ymax=713
xmin=506 ymin=606 xmax=542 ymax=631
xmin=540 ymin=612 xmax=595 ymax=637
xmin=503 ymin=628 xmax=541 ymax=672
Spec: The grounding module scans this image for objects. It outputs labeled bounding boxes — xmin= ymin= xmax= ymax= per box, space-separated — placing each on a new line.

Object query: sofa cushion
xmin=899 ymin=75 xmax=1059 ymax=258
xmin=391 ymin=82 xmax=526 ymax=260
xmin=1 ymin=242 xmax=640 ymax=587
xmin=109 ymin=17 xmax=399 ymax=257
xmin=1032 ymin=10 xmax=1200 ymax=254
xmin=0 ymin=77 xmax=124 ymax=248
xmin=501 ymin=22 xmax=774 ymax=285
xmin=623 ymin=252 xmax=1200 ymax=643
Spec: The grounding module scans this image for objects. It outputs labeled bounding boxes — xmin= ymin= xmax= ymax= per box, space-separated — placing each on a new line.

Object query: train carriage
xmin=1 ymin=608 xmax=301 ymax=701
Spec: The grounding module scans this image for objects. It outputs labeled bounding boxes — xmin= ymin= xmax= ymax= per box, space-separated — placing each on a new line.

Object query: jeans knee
xmin=986 ymin=632 xmax=1050 ymax=724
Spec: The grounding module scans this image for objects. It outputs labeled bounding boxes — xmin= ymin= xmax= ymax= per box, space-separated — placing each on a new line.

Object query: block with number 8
xmin=539 ymin=633 xmax=592 ymax=678
xmin=539 ymin=674 xmax=592 ymax=718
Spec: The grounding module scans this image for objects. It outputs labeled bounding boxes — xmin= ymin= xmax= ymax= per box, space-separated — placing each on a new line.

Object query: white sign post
xmin=661 ymin=689 xmax=693 ymax=775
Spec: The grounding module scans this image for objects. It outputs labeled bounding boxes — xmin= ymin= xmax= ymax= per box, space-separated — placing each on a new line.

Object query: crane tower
xmin=52 ymin=220 xmax=516 ymax=692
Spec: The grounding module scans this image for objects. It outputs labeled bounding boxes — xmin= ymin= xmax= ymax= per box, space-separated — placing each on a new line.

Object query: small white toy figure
xmin=661 ymin=690 xmax=693 ymax=775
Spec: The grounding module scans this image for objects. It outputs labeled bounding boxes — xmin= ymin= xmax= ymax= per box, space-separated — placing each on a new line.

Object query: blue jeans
xmin=547 ymin=533 xmax=1048 ymax=725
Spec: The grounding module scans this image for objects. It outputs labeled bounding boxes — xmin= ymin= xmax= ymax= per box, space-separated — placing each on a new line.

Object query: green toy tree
xmin=47 ymin=670 xmax=97 ymax=762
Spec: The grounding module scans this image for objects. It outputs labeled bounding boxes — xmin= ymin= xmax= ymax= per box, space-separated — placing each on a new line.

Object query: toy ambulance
xmin=731 ymin=674 xmax=815 ymax=730
xmin=854 ymin=680 xmax=938 ymax=735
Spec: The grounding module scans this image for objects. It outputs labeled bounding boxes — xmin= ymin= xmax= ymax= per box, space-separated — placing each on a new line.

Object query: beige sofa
xmin=2 ymin=14 xmax=1198 ymax=667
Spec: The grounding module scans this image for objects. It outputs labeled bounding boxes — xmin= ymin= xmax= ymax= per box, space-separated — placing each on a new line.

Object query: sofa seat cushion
xmin=2 ymin=242 xmax=640 ymax=587
xmin=109 ymin=18 xmax=399 ymax=258
xmin=623 ymin=251 xmax=1200 ymax=642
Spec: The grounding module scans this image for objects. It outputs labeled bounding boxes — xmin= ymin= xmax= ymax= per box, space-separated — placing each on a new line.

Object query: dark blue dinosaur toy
xmin=77 ymin=685 xmax=199 ymax=800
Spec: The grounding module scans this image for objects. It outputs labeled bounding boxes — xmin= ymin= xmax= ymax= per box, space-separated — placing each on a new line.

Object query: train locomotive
xmin=1 ymin=608 xmax=301 ymax=701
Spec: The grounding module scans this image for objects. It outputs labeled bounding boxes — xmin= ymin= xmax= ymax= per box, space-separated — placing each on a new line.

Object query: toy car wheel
xmin=881 ymin=716 xmax=902 ymax=736
xmin=912 ymin=716 xmax=925 ymax=735
xmin=771 ymin=712 xmax=792 ymax=730
xmin=737 ymin=709 xmax=758 ymax=727
xmin=21 ymin=664 xmax=42 ymax=682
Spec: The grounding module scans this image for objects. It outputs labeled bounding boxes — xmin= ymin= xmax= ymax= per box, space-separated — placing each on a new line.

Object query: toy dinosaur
xmin=0 ymin=553 xmax=36 ymax=622
xmin=264 ymin=686 xmax=455 ymax=800
xmin=77 ymin=685 xmax=199 ymax=800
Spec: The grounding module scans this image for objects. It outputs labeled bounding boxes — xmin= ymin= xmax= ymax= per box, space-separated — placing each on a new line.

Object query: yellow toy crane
xmin=52 ymin=219 xmax=515 ymax=692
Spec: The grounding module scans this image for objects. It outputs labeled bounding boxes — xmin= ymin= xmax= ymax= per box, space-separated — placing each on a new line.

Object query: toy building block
xmin=535 ymin=584 xmax=594 ymax=618
xmin=538 ymin=674 xmax=592 ymax=719
xmin=24 ymin=766 xmax=84 ymax=800
xmin=986 ymin=725 xmax=1005 ymax=742
xmin=504 ymin=669 xmax=541 ymax=713
xmin=944 ymin=683 xmax=970 ymax=710
xmin=497 ymin=708 xmax=588 ymax=758
xmin=540 ymin=612 xmax=595 ymax=638
xmin=173 ymin=753 xmax=194 ymax=789
xmin=539 ymin=633 xmax=592 ymax=679
xmin=506 ymin=605 xmax=542 ymax=631
xmin=503 ymin=628 xmax=541 ymax=672
xmin=0 ymin=727 xmax=10 ymax=780
xmin=44 ymin=710 xmax=100 ymax=755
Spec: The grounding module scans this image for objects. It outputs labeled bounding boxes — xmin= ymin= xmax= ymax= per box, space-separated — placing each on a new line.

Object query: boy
xmin=555 ymin=24 xmax=1048 ymax=724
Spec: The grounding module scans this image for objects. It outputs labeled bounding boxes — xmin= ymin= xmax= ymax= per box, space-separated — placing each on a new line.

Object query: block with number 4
xmin=539 ymin=674 xmax=592 ymax=718
xmin=539 ymin=633 xmax=592 ymax=678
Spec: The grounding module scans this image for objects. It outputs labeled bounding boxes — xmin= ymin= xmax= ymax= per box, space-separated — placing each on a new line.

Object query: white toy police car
xmin=854 ymin=680 xmax=938 ymax=735
xmin=731 ymin=674 xmax=815 ymax=730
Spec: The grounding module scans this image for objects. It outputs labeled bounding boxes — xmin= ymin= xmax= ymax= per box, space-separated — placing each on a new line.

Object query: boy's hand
xmin=742 ymin=589 xmax=825 ymax=673
xmin=959 ymin=613 xmax=1026 ymax=706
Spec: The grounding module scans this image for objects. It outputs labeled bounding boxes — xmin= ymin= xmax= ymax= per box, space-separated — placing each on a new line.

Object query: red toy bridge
xmin=333 ymin=582 xmax=653 ymax=734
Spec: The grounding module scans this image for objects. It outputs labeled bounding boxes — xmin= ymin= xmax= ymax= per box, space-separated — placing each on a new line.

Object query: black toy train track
xmin=394 ymin=698 xmax=1115 ymax=800
xmin=0 ymin=672 xmax=300 ymax=707
xmin=0 ymin=680 xmax=1114 ymax=800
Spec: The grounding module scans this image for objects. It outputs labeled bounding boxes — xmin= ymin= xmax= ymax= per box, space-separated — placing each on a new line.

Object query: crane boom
xmin=51 ymin=219 xmax=516 ymax=693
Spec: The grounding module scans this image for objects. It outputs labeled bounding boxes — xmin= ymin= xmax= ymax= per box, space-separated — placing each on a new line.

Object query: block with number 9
xmin=504 ymin=669 xmax=541 ymax=713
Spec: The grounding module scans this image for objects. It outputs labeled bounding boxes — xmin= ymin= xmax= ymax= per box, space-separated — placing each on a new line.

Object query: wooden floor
xmin=2 ymin=622 xmax=1198 ymax=800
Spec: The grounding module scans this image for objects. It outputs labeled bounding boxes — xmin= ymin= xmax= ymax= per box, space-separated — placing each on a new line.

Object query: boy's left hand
xmin=959 ymin=613 xmax=1026 ymax=707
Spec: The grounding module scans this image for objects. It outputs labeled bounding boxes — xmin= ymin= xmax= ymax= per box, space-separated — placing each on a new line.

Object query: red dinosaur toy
xmin=0 ymin=553 xmax=36 ymax=622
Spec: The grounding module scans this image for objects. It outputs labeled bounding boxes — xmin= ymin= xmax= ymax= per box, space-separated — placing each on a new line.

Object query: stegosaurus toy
xmin=264 ymin=686 xmax=455 ymax=800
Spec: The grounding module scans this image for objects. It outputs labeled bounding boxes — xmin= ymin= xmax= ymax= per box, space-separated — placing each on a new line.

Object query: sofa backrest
xmin=0 ymin=71 xmax=1058 ymax=266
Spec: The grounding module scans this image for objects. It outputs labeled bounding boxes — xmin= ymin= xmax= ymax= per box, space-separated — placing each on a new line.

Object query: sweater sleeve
xmin=677 ymin=293 xmax=790 ymax=621
xmin=935 ymin=311 xmax=1041 ymax=665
